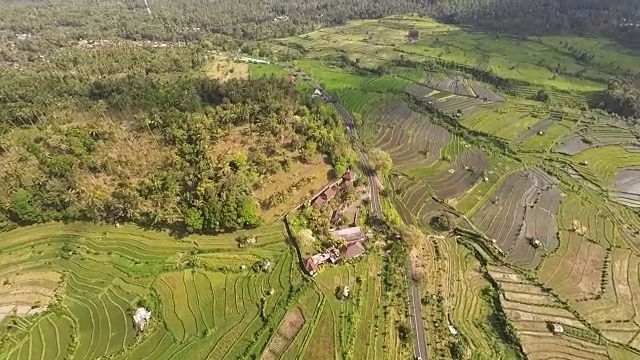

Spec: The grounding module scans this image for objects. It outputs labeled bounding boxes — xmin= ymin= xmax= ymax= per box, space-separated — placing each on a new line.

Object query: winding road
xmin=321 ymin=85 xmax=427 ymax=360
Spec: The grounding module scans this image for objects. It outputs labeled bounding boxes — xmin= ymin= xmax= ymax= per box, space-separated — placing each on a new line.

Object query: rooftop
xmin=341 ymin=241 xmax=365 ymax=259
xmin=331 ymin=226 xmax=366 ymax=243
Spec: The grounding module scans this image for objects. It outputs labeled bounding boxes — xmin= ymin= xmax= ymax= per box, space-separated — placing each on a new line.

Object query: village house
xmin=331 ymin=226 xmax=366 ymax=244
xmin=133 ymin=307 xmax=151 ymax=331
xmin=303 ymin=247 xmax=339 ymax=276
xmin=312 ymin=170 xmax=357 ymax=208
xmin=341 ymin=241 xmax=366 ymax=259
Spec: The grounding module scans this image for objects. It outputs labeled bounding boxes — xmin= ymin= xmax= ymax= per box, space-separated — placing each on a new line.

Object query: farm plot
xmin=571 ymin=249 xmax=640 ymax=349
xmin=470 ymin=169 xmax=564 ymax=268
xmin=520 ymin=119 xmax=575 ymax=151
xmin=405 ymin=83 xmax=497 ymax=117
xmin=540 ymin=231 xmax=607 ymax=301
xmin=391 ymin=176 xmax=448 ymax=228
xmin=468 ymin=80 xmax=504 ymax=102
xmin=369 ymin=101 xmax=452 ymax=170
xmin=0 ymin=222 xmax=298 ymax=360
xmin=488 ymin=266 xmax=611 ymax=360
xmin=572 ymin=146 xmax=640 ymax=187
xmin=260 ymin=307 xmax=306 ymax=360
xmin=422 ymin=74 xmax=473 ymax=96
xmin=407 ymin=149 xmax=490 ymax=201
xmin=555 ymin=122 xmax=640 ymax=155
xmin=609 ymin=168 xmax=640 ymax=208
xmin=461 ymin=101 xmax=549 ymax=140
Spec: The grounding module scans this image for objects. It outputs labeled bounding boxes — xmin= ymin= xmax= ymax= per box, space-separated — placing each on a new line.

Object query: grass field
xmin=278 ymin=16 xmax=640 ymax=92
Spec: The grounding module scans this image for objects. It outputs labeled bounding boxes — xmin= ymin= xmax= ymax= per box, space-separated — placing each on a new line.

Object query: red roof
xmin=343 ymin=171 xmax=355 ymax=181
xmin=304 ymin=258 xmax=319 ymax=274
xmin=341 ymin=241 xmax=365 ymax=259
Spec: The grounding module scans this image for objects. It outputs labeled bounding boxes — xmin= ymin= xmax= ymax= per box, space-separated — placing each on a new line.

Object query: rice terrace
xmin=1 ymin=6 xmax=640 ymax=360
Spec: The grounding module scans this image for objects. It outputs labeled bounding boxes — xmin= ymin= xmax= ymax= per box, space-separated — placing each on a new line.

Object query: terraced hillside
xmin=0 ymin=223 xmax=302 ymax=360
xmin=278 ymin=13 xmax=640 ymax=359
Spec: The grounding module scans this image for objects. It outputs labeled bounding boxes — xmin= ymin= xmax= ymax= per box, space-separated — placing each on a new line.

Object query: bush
xmin=430 ymin=214 xmax=452 ymax=232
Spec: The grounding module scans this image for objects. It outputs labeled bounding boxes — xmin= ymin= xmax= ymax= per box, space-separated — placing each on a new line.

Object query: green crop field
xmin=0 ymin=223 xmax=302 ymax=360
xmin=278 ymin=13 xmax=640 ymax=360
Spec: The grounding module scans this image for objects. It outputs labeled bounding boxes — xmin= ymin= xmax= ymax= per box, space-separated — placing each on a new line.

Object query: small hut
xmin=133 ymin=307 xmax=151 ymax=331
xmin=551 ymin=323 xmax=564 ymax=334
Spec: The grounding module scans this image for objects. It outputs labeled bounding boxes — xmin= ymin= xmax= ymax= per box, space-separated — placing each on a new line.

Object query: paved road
xmin=331 ymin=92 xmax=427 ymax=360
xmin=293 ymin=68 xmax=427 ymax=358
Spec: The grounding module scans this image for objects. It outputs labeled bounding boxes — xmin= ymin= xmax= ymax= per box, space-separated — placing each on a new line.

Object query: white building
xmin=133 ymin=307 xmax=151 ymax=331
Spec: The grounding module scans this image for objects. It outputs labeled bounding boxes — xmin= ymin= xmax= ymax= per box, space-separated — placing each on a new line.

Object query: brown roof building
xmin=341 ymin=241 xmax=366 ymax=259
xmin=304 ymin=258 xmax=319 ymax=275
xmin=313 ymin=186 xmax=338 ymax=207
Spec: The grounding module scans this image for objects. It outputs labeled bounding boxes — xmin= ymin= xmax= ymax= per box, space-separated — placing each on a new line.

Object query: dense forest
xmin=0 ymin=46 xmax=351 ymax=233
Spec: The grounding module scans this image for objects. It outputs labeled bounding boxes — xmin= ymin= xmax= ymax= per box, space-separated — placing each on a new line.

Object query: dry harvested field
xmin=422 ymin=74 xmax=473 ymax=97
xmin=610 ymin=168 xmax=640 ymax=208
xmin=572 ymin=248 xmax=640 ymax=349
xmin=488 ymin=266 xmax=612 ymax=360
xmin=261 ymin=308 xmax=306 ymax=360
xmin=391 ymin=176 xmax=448 ymax=227
xmin=406 ymin=83 xmax=498 ymax=117
xmin=369 ymin=101 xmax=451 ymax=170
xmin=540 ymin=231 xmax=607 ymax=301
xmin=555 ymin=121 xmax=640 ymax=155
xmin=415 ymin=149 xmax=490 ymax=200
xmin=471 ymin=169 xmax=563 ymax=268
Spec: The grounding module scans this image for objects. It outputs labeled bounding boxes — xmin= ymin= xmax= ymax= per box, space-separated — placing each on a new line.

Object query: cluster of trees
xmin=0 ymin=46 xmax=351 ymax=234
xmin=1 ymin=0 xmax=637 ymax=66
xmin=598 ymin=78 xmax=640 ymax=120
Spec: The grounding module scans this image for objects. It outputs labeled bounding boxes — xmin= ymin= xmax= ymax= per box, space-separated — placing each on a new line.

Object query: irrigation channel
xmin=290 ymin=67 xmax=428 ymax=360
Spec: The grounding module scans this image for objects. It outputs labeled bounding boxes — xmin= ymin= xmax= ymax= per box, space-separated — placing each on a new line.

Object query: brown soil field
xmin=204 ymin=58 xmax=249 ymax=82
xmin=0 ymin=270 xmax=62 ymax=321
xmin=261 ymin=307 xmax=305 ymax=360
xmin=520 ymin=333 xmax=610 ymax=360
xmin=422 ymin=150 xmax=489 ymax=199
xmin=610 ymin=168 xmax=640 ymax=208
xmin=471 ymin=169 xmax=563 ymax=268
xmin=555 ymin=133 xmax=592 ymax=155
xmin=468 ymin=81 xmax=504 ymax=102
xmin=540 ymin=231 xmax=606 ymax=300
xmin=371 ymin=101 xmax=451 ymax=170
xmin=423 ymin=74 xmax=473 ymax=97
xmin=253 ymin=154 xmax=332 ymax=222
xmin=572 ymin=249 xmax=640 ymax=349
xmin=488 ymin=266 xmax=611 ymax=359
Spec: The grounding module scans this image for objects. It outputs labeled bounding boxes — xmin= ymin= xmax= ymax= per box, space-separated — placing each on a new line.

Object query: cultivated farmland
xmin=610 ymin=168 xmax=640 ymax=208
xmin=470 ymin=169 xmax=564 ymax=268
xmin=488 ymin=265 xmax=613 ymax=360
xmin=0 ymin=222 xmax=301 ymax=360
xmin=369 ymin=101 xmax=452 ymax=170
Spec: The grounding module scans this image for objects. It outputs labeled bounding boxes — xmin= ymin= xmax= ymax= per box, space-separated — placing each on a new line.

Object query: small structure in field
xmin=133 ymin=307 xmax=151 ymax=331
xmin=550 ymin=323 xmax=564 ymax=334
xmin=236 ymin=57 xmax=270 ymax=64
xmin=531 ymin=238 xmax=542 ymax=248
xmin=448 ymin=325 xmax=458 ymax=335
xmin=342 ymin=286 xmax=350 ymax=298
